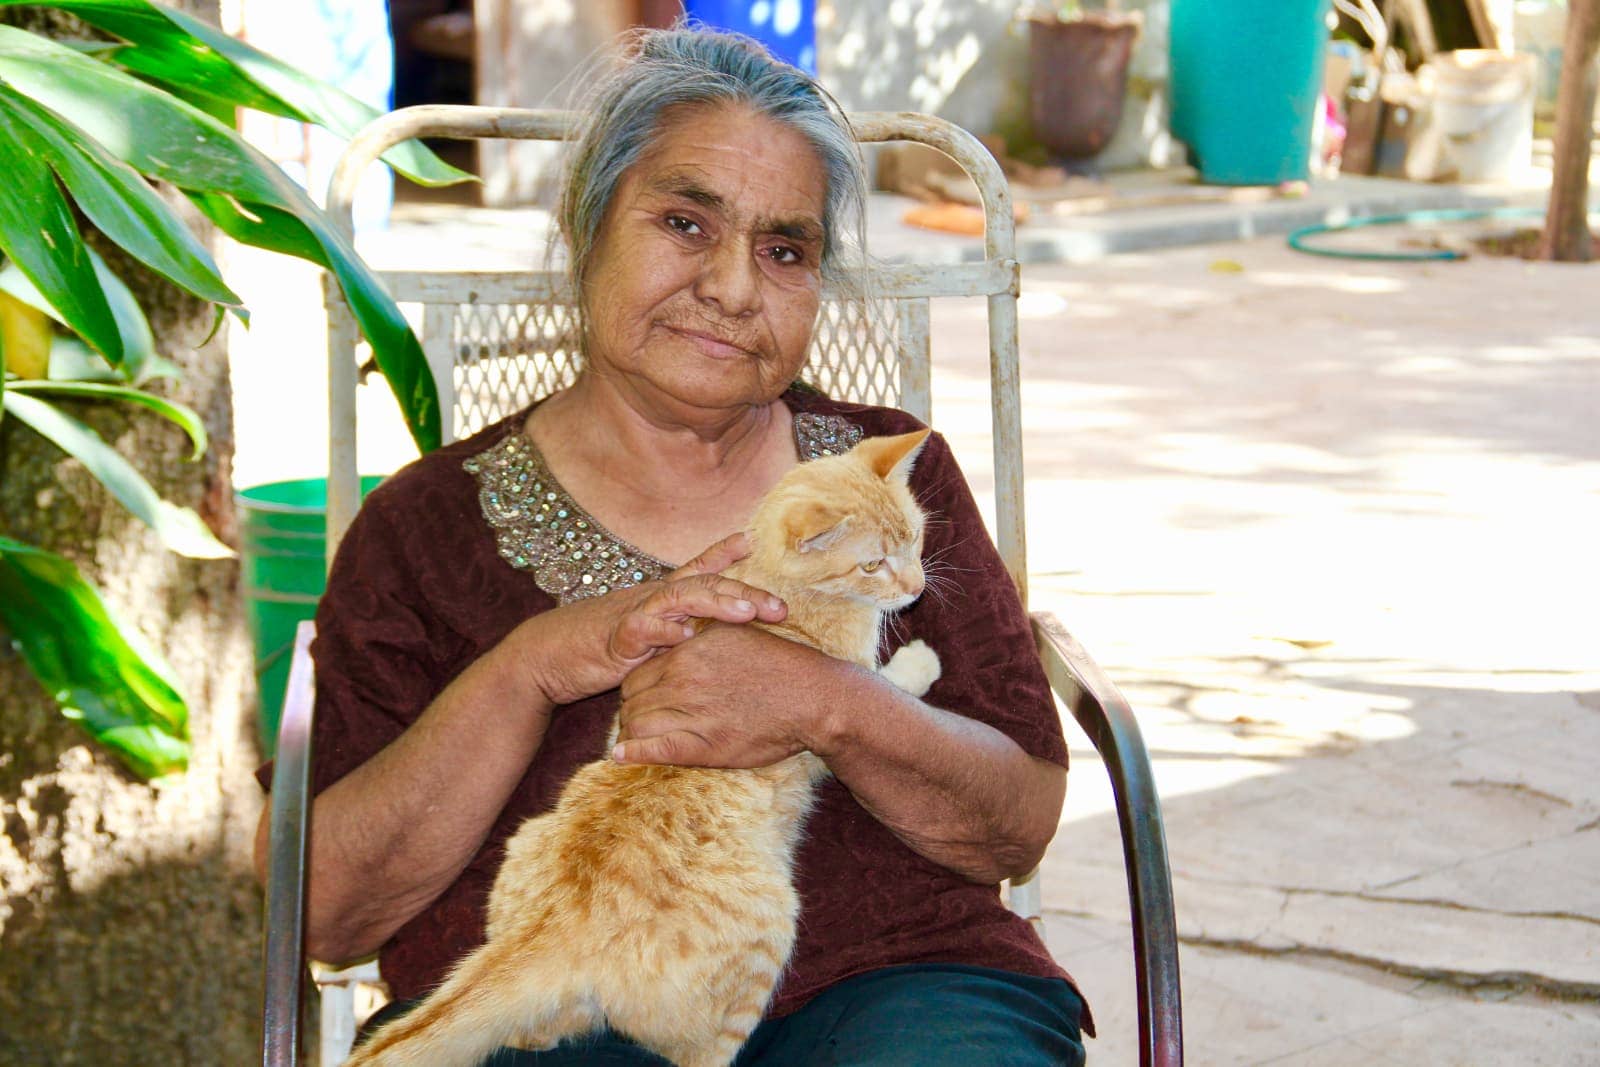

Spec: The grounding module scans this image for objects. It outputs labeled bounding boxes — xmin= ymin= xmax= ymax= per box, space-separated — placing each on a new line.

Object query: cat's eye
xmin=860 ymin=559 xmax=884 ymax=574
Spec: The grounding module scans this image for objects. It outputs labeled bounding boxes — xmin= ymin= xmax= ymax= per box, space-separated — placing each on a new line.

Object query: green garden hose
xmin=1287 ymin=207 xmax=1551 ymax=261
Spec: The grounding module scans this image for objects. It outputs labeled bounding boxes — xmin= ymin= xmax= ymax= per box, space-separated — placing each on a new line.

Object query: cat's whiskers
xmin=919 ymin=573 xmax=959 ymax=608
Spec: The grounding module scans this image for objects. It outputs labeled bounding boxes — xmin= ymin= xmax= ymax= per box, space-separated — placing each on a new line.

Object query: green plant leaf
xmin=189 ymin=192 xmax=440 ymax=449
xmin=2 ymin=390 xmax=232 ymax=558
xmin=58 ymin=39 xmax=127 ymax=58
xmin=0 ymin=25 xmax=442 ymax=452
xmin=186 ymin=190 xmax=327 ymax=262
xmin=107 ymin=49 xmax=261 ymax=125
xmin=45 ymin=334 xmax=168 ymax=383
xmin=1 ymin=248 xmax=163 ymax=383
xmin=86 ymin=247 xmax=160 ymax=380
xmin=0 ymin=103 xmax=125 ymax=365
xmin=0 ymin=535 xmax=189 ymax=778
xmin=0 ymin=81 xmax=242 ymax=311
xmin=4 ymin=0 xmax=475 ymax=187
xmin=9 ymin=378 xmax=206 ymax=458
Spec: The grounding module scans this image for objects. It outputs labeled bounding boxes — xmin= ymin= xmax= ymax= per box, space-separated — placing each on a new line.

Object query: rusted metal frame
xmin=326 ymin=107 xmax=577 ymax=241
xmin=1032 ymin=611 xmax=1183 ymax=1067
xmin=382 ymin=271 xmax=573 ymax=306
xmin=848 ymin=111 xmax=1016 ymax=262
xmin=895 ymin=298 xmax=932 ymax=424
xmin=855 ymin=260 xmax=1017 ymax=299
xmin=421 ymin=303 xmax=460 ymax=445
xmin=322 ymin=108 xmax=576 ymax=562
xmin=373 ymin=260 xmax=1018 ymax=305
xmin=846 ymin=112 xmax=1027 ymax=599
xmin=324 ymin=276 xmax=362 ymax=570
xmin=325 ymin=106 xmax=1014 ymax=262
xmin=261 ymin=621 xmax=318 ymax=1067
xmin=987 ymin=286 xmax=1027 ymax=603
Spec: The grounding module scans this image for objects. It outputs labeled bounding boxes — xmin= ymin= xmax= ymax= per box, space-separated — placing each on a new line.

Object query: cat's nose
xmin=902 ymin=570 xmax=925 ymax=599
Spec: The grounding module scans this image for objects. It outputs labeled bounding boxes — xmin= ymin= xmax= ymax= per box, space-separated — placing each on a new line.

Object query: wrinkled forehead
xmin=631 ymin=102 xmax=830 ymax=226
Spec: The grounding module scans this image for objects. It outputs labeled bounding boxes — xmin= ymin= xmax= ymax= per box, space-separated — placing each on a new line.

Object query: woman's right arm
xmin=251 ymin=535 xmax=783 ymax=963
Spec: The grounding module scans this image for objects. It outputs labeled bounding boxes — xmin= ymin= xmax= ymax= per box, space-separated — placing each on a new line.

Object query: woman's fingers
xmin=669 ymin=532 xmax=751 ymax=579
xmin=613 ymin=730 xmax=710 ymax=766
xmin=654 ymin=573 xmax=786 ymax=624
xmin=604 ymin=565 xmax=786 ymax=669
xmin=608 ymin=575 xmax=783 ymax=663
xmin=609 ymin=612 xmax=698 ymax=663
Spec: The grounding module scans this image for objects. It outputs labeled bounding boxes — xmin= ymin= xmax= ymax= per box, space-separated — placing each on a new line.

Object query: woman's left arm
xmin=811 ymin=662 xmax=1066 ymax=884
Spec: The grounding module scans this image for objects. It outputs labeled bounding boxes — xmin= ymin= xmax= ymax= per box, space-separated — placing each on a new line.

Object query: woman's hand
xmin=613 ymin=622 xmax=857 ymax=768
xmin=525 ymin=533 xmax=788 ymax=706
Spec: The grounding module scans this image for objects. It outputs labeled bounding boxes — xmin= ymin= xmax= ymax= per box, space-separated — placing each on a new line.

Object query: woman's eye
xmin=666 ymin=215 xmax=703 ymax=236
xmin=860 ymin=559 xmax=883 ymax=574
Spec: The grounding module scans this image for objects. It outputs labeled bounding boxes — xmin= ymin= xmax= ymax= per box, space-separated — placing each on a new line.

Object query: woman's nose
xmin=693 ymin=238 xmax=761 ymax=317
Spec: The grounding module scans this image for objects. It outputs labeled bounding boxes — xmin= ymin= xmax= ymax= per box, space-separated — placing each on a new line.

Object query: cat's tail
xmin=341 ymin=941 xmax=592 ymax=1067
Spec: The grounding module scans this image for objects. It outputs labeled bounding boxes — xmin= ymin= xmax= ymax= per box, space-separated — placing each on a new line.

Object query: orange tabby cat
xmin=346 ymin=429 xmax=941 ymax=1067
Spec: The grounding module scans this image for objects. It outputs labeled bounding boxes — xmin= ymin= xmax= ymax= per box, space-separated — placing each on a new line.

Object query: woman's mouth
xmin=664 ymin=325 xmax=755 ymax=360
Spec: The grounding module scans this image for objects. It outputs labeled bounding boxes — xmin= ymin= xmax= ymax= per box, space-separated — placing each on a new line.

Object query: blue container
xmin=1170 ymin=0 xmax=1332 ymax=185
xmin=684 ymin=0 xmax=816 ymax=73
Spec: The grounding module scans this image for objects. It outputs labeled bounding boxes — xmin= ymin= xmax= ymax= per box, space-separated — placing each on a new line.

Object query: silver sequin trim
xmin=464 ymin=411 xmax=864 ymax=604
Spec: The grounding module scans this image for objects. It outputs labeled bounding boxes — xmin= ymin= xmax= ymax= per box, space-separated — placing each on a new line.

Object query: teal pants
xmin=364 ymin=963 xmax=1088 ymax=1066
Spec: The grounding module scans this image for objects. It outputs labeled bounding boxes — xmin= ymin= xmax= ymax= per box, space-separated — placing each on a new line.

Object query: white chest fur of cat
xmin=346 ymin=429 xmax=941 ymax=1067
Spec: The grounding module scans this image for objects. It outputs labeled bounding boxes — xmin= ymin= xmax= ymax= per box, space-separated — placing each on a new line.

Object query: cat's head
xmin=748 ymin=429 xmax=930 ymax=609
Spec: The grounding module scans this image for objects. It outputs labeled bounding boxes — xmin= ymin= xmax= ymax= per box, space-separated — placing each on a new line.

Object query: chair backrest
xmin=321 ymin=107 xmax=1026 ymax=599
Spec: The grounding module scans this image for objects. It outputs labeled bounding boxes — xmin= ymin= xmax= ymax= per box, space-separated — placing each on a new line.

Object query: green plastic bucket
xmin=237 ymin=476 xmax=384 ymax=751
xmin=1170 ymin=0 xmax=1332 ymax=185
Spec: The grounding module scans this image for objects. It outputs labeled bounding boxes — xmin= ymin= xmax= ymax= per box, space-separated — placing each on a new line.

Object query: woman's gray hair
xmin=558 ymin=27 xmax=868 ymax=293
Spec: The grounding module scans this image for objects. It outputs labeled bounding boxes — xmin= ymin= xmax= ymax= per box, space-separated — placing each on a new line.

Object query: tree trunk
xmin=0 ymin=5 xmax=264 ymax=1063
xmin=1540 ymin=0 xmax=1600 ymax=262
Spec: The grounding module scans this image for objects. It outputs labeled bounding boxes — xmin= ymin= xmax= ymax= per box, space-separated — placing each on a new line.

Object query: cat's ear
xmin=787 ymin=501 xmax=852 ymax=553
xmin=857 ymin=429 xmax=931 ymax=484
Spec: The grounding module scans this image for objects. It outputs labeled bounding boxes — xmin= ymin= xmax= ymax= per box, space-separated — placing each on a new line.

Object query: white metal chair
xmin=261 ymin=105 xmax=1182 ymax=1066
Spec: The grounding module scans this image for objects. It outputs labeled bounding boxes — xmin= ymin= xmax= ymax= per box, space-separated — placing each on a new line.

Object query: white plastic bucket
xmin=1424 ymin=50 xmax=1537 ymax=182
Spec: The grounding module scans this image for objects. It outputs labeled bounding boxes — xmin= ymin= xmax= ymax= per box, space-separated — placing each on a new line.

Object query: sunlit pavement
xmin=995 ymin=244 xmax=1600 ymax=1065
xmin=227 ymin=195 xmax=1600 ymax=1065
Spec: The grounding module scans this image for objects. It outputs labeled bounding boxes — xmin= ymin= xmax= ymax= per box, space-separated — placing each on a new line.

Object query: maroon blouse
xmin=260 ymin=388 xmax=1088 ymax=1030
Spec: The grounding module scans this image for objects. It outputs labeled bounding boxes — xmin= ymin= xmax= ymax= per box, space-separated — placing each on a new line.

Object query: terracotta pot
xmin=1028 ymin=13 xmax=1142 ymax=161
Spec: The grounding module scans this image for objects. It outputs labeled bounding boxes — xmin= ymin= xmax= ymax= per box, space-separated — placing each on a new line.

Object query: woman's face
xmin=580 ymin=102 xmax=829 ymax=417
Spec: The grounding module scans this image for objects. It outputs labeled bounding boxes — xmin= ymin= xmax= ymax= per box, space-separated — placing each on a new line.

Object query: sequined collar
xmin=463 ymin=410 xmax=864 ymax=603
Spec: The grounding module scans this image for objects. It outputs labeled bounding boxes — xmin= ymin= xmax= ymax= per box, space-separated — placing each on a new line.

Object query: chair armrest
xmin=263 ymin=620 xmax=317 ymax=1067
xmin=1031 ymin=611 xmax=1184 ymax=1067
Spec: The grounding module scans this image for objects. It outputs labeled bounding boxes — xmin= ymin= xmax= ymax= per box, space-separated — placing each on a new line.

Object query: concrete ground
xmin=978 ymin=242 xmax=1600 ymax=1065
xmin=226 ymin=174 xmax=1600 ymax=1064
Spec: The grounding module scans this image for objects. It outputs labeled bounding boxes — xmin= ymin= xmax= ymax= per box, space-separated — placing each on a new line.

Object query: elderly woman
xmin=254 ymin=27 xmax=1089 ymax=1066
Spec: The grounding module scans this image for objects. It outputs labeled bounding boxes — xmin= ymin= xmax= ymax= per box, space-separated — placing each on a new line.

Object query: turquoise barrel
xmin=237 ymin=476 xmax=383 ymax=752
xmin=1170 ymin=0 xmax=1332 ymax=184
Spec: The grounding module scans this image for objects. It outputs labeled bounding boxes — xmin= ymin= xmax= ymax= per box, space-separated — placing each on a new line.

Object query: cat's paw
xmin=879 ymin=639 xmax=941 ymax=697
